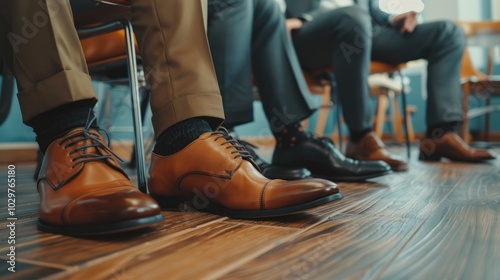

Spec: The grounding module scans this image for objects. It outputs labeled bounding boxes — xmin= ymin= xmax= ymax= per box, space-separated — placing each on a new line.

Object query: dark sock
xmin=426 ymin=121 xmax=462 ymax=139
xmin=153 ymin=118 xmax=212 ymax=156
xmin=29 ymin=100 xmax=98 ymax=153
xmin=274 ymin=122 xmax=308 ymax=148
xmin=225 ymin=126 xmax=239 ymax=139
xmin=349 ymin=128 xmax=372 ymax=143
xmin=223 ymin=123 xmax=235 ymax=134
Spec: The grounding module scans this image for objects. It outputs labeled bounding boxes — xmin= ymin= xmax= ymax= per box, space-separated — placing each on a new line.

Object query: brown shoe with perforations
xmin=148 ymin=128 xmax=342 ymax=218
xmin=36 ymin=127 xmax=163 ymax=235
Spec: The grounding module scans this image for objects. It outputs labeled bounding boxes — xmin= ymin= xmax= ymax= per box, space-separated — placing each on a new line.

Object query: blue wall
xmin=1 ymin=0 xmax=499 ymax=142
xmin=0 ymin=77 xmax=35 ymax=142
xmin=2 ymin=66 xmax=500 ymax=142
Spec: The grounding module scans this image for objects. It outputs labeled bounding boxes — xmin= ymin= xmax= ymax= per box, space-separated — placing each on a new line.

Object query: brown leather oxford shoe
xmin=37 ymin=127 xmax=163 ymax=235
xmin=148 ymin=129 xmax=342 ymax=218
xmin=345 ymin=132 xmax=408 ymax=171
xmin=419 ymin=132 xmax=497 ymax=162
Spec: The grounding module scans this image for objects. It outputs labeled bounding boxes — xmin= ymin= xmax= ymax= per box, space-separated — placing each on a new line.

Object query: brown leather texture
xmin=346 ymin=132 xmax=408 ymax=171
xmin=420 ymin=133 xmax=497 ymax=162
xmin=37 ymin=128 xmax=160 ymax=226
xmin=149 ymin=132 xmax=339 ymax=211
xmin=80 ymin=30 xmax=139 ymax=66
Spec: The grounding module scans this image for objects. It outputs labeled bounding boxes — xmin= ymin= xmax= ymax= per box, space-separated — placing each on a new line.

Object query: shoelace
xmin=236 ymin=139 xmax=261 ymax=160
xmin=212 ymin=127 xmax=254 ymax=161
xmin=59 ymin=120 xmax=123 ymax=168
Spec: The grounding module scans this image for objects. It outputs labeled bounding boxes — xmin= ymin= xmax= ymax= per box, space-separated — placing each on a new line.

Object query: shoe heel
xmin=419 ymin=151 xmax=441 ymax=162
xmin=151 ymin=195 xmax=185 ymax=211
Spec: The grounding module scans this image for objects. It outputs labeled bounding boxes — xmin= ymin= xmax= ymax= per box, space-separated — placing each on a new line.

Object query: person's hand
xmin=286 ymin=18 xmax=304 ymax=35
xmin=391 ymin=11 xmax=418 ymax=33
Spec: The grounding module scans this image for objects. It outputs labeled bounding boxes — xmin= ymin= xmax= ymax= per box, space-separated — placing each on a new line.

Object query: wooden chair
xmin=369 ymin=70 xmax=415 ymax=144
xmin=457 ymin=21 xmax=500 ymax=143
xmin=303 ymin=61 xmax=412 ymax=158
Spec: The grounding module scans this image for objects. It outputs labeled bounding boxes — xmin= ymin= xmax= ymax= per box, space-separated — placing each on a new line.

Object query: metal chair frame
xmin=75 ymin=1 xmax=148 ymax=193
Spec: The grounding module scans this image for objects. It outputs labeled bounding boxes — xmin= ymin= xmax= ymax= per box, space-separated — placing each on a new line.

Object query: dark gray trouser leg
xmin=292 ymin=6 xmax=374 ymax=133
xmin=207 ymin=0 xmax=315 ymax=131
xmin=371 ymin=21 xmax=466 ymax=127
xmin=292 ymin=6 xmax=466 ymax=132
xmin=207 ymin=0 xmax=253 ymax=127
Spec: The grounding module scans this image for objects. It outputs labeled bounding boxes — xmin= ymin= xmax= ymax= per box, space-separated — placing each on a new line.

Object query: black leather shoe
xmin=272 ymin=134 xmax=392 ymax=181
xmin=238 ymin=140 xmax=312 ymax=180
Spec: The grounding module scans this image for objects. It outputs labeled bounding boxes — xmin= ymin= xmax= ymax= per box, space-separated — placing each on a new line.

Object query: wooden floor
xmin=0 ymin=145 xmax=499 ymax=280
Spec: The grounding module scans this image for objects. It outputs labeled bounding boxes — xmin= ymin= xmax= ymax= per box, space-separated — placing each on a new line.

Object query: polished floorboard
xmin=0 ymin=145 xmax=499 ymax=280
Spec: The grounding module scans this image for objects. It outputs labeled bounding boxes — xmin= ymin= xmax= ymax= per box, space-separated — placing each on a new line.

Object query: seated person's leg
xmin=0 ymin=0 xmax=162 ymax=235
xmin=131 ymin=0 xmax=342 ymax=218
xmin=371 ymin=20 xmax=496 ymax=162
xmin=206 ymin=0 xmax=311 ymax=180
xmin=290 ymin=6 xmax=407 ymax=171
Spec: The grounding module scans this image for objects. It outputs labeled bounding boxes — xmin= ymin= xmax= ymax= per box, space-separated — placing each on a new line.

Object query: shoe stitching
xmin=260 ymin=181 xmax=271 ymax=210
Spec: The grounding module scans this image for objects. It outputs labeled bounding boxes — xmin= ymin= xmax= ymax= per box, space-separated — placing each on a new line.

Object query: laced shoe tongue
xmin=59 ymin=126 xmax=126 ymax=171
xmin=237 ymin=139 xmax=259 ymax=158
xmin=213 ymin=128 xmax=262 ymax=172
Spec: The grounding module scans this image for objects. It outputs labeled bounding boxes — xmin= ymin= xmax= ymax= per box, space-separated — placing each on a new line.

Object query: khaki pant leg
xmin=129 ymin=0 xmax=224 ymax=137
xmin=0 ymin=0 xmax=96 ymax=125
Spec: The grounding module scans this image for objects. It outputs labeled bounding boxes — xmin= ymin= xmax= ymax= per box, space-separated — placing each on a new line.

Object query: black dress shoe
xmin=238 ymin=140 xmax=312 ymax=180
xmin=272 ymin=134 xmax=392 ymax=181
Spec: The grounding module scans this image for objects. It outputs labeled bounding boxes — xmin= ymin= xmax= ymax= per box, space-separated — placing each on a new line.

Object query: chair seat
xmin=81 ymin=30 xmax=139 ymax=67
xmin=462 ymin=75 xmax=500 ymax=97
xmin=368 ymin=73 xmax=410 ymax=93
xmin=369 ymin=61 xmax=406 ymax=74
xmin=462 ymin=75 xmax=500 ymax=84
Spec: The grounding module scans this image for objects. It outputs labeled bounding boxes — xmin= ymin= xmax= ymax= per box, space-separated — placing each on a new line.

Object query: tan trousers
xmin=0 ymin=0 xmax=224 ymax=136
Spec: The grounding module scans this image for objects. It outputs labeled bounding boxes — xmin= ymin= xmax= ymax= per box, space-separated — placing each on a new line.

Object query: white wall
xmin=494 ymin=0 xmax=500 ymax=19
xmin=458 ymin=0 xmax=483 ymax=20
xmin=423 ymin=0 xmax=481 ymax=21
xmin=423 ymin=0 xmax=459 ymax=21
xmin=423 ymin=0 xmax=485 ymax=68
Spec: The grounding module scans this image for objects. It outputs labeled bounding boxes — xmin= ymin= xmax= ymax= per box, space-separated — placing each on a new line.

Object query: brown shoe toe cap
xmin=262 ymin=179 xmax=339 ymax=210
xmin=63 ymin=188 xmax=161 ymax=226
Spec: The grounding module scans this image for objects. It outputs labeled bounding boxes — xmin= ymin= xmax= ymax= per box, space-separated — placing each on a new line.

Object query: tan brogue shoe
xmin=346 ymin=132 xmax=408 ymax=171
xmin=419 ymin=132 xmax=497 ymax=162
xmin=149 ymin=129 xmax=342 ymax=218
xmin=37 ymin=127 xmax=163 ymax=235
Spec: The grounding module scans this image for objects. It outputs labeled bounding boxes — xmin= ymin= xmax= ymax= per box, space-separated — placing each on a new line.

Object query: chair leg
xmin=399 ymin=71 xmax=411 ymax=159
xmin=128 ymin=86 xmax=151 ymax=169
xmin=315 ymin=84 xmax=331 ymax=137
xmin=461 ymin=83 xmax=470 ymax=142
xmin=485 ymin=96 xmax=491 ymax=141
xmin=374 ymin=93 xmax=389 ymax=139
xmin=405 ymin=107 xmax=416 ymax=143
xmin=122 ymin=19 xmax=148 ymax=194
xmin=333 ymin=89 xmax=343 ymax=151
xmin=389 ymin=90 xmax=402 ymax=142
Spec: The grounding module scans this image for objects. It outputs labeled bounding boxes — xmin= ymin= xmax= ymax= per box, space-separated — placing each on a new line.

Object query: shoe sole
xmin=37 ymin=214 xmax=164 ymax=236
xmin=392 ymin=165 xmax=409 ymax=172
xmin=313 ymin=169 xmax=392 ymax=182
xmin=153 ymin=193 xmax=343 ymax=219
xmin=418 ymin=152 xmax=496 ymax=163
